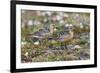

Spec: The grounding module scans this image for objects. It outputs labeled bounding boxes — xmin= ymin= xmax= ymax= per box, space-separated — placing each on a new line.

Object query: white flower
xmin=43 ymin=18 xmax=47 ymax=23
xmin=56 ymin=15 xmax=62 ymax=21
xmin=59 ymin=20 xmax=64 ymax=24
xmin=80 ymin=23 xmax=84 ymax=28
xmin=34 ymin=41 xmax=39 ymax=45
xmin=69 ymin=24 xmax=73 ymax=27
xmin=75 ymin=14 xmax=79 ymax=18
xmin=21 ymin=41 xmax=27 ymax=46
xmin=33 ymin=20 xmax=41 ymax=25
xmin=21 ymin=42 xmax=27 ymax=45
xmin=54 ymin=28 xmax=57 ymax=31
xmin=28 ymin=20 xmax=33 ymax=26
xmin=65 ymin=24 xmax=69 ymax=27
xmin=24 ymin=52 xmax=28 ymax=57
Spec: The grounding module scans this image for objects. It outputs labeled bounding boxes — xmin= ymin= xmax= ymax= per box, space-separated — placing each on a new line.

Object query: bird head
xmin=65 ymin=24 xmax=73 ymax=31
xmin=68 ymin=24 xmax=73 ymax=30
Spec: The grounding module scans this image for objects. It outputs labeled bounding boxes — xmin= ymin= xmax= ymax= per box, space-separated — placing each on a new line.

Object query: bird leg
xmin=60 ymin=42 xmax=63 ymax=50
xmin=64 ymin=43 xmax=68 ymax=50
xmin=60 ymin=42 xmax=68 ymax=50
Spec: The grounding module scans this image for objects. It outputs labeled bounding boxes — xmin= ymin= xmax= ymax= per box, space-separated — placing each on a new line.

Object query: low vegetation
xmin=21 ymin=10 xmax=90 ymax=63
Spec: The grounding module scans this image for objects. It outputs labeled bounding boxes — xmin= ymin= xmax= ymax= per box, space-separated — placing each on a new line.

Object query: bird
xmin=58 ymin=24 xmax=74 ymax=42
xmin=57 ymin=24 xmax=74 ymax=48
xmin=27 ymin=23 xmax=74 ymax=50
